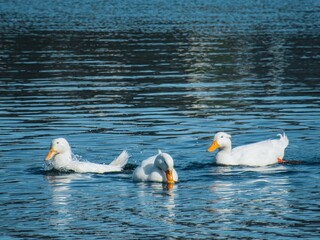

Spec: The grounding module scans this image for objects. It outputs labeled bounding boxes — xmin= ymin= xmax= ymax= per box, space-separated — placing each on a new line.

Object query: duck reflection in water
xmin=208 ymin=166 xmax=290 ymax=221
xmin=136 ymin=182 xmax=177 ymax=225
xmin=45 ymin=173 xmax=91 ymax=229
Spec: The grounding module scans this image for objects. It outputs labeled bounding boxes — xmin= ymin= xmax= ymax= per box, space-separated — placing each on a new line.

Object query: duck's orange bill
xmin=45 ymin=147 xmax=57 ymax=161
xmin=167 ymin=183 xmax=174 ymax=191
xmin=207 ymin=140 xmax=220 ymax=152
xmin=166 ymin=169 xmax=174 ymax=184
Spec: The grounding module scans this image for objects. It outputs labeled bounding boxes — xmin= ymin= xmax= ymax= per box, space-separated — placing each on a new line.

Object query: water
xmin=1 ymin=0 xmax=320 ymax=239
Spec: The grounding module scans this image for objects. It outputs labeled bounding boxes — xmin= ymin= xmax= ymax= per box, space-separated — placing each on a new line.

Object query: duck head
xmin=155 ymin=150 xmax=175 ymax=184
xmin=207 ymin=132 xmax=232 ymax=152
xmin=45 ymin=138 xmax=71 ymax=161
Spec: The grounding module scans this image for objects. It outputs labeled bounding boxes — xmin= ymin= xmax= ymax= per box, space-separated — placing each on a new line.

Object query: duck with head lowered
xmin=132 ymin=150 xmax=178 ymax=183
xmin=45 ymin=138 xmax=129 ymax=173
xmin=207 ymin=132 xmax=289 ymax=166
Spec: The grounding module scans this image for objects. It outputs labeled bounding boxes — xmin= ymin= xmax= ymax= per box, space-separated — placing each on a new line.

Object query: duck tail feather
xmin=277 ymin=132 xmax=289 ymax=147
xmin=109 ymin=150 xmax=129 ymax=168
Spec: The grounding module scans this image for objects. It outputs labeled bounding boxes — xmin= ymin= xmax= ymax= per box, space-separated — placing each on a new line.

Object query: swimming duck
xmin=132 ymin=150 xmax=178 ymax=183
xmin=45 ymin=138 xmax=129 ymax=173
xmin=207 ymin=132 xmax=289 ymax=166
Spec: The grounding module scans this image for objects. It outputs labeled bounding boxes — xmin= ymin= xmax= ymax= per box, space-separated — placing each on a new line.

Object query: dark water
xmin=1 ymin=0 xmax=320 ymax=239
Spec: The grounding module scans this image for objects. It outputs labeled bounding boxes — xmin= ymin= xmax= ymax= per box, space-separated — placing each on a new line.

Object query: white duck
xmin=207 ymin=132 xmax=289 ymax=166
xmin=45 ymin=138 xmax=129 ymax=173
xmin=132 ymin=150 xmax=178 ymax=183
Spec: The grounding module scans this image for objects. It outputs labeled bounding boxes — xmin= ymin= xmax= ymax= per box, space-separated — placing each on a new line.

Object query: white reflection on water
xmin=209 ymin=165 xmax=291 ymax=233
xmin=213 ymin=165 xmax=288 ymax=175
xmin=163 ymin=185 xmax=176 ymax=223
xmin=135 ymin=182 xmax=177 ymax=226
xmin=45 ymin=174 xmax=91 ymax=229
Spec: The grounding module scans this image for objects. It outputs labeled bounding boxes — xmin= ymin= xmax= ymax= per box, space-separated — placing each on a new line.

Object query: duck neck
xmin=220 ymin=144 xmax=232 ymax=153
xmin=56 ymin=151 xmax=72 ymax=162
xmin=155 ymin=158 xmax=163 ymax=170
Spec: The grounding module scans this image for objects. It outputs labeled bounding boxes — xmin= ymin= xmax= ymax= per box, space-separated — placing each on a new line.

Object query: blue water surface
xmin=1 ymin=0 xmax=320 ymax=239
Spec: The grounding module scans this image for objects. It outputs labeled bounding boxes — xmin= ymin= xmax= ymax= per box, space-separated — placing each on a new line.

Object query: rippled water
xmin=1 ymin=0 xmax=320 ymax=239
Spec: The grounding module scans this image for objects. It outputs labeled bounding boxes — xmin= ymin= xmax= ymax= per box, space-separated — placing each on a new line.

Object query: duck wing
xmin=231 ymin=138 xmax=286 ymax=166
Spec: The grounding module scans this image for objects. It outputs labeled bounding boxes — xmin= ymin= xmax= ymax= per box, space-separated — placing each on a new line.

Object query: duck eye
xmin=57 ymin=142 xmax=59 ymax=144
xmin=221 ymin=136 xmax=224 ymax=138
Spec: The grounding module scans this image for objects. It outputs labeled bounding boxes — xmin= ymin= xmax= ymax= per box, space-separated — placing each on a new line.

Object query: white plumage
xmin=45 ymin=138 xmax=129 ymax=173
xmin=208 ymin=132 xmax=289 ymax=166
xmin=132 ymin=150 xmax=178 ymax=183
